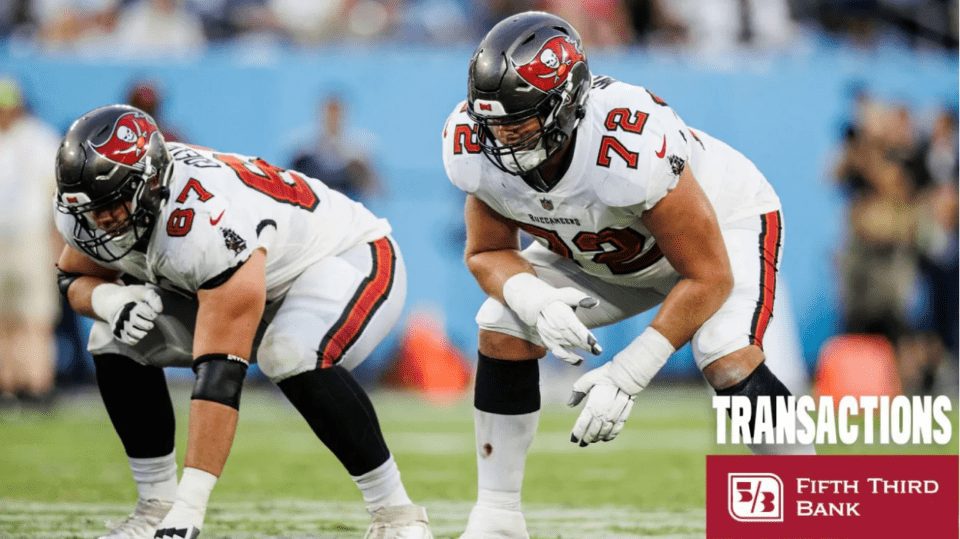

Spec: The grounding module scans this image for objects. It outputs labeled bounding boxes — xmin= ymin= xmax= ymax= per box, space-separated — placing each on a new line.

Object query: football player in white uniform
xmin=54 ymin=105 xmax=431 ymax=539
xmin=442 ymin=12 xmax=814 ymax=537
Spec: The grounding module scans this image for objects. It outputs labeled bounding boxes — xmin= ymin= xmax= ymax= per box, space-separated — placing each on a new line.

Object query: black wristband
xmin=56 ymin=268 xmax=83 ymax=297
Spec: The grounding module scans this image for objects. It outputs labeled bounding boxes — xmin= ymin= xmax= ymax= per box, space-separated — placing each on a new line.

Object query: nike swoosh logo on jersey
xmin=210 ymin=210 xmax=225 ymax=225
xmin=655 ymin=135 xmax=667 ymax=158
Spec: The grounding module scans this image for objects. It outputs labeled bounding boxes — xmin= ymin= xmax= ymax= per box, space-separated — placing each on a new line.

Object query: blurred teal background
xmin=2 ymin=42 xmax=955 ymax=377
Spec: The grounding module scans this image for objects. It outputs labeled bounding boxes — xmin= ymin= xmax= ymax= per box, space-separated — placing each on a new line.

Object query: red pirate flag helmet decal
xmin=513 ymin=36 xmax=585 ymax=93
xmin=91 ymin=111 xmax=158 ymax=169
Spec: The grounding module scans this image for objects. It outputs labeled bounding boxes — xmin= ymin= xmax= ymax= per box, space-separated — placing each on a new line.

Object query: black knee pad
xmin=94 ymin=354 xmax=174 ymax=458
xmin=474 ymin=352 xmax=540 ymax=415
xmin=716 ymin=362 xmax=791 ymax=433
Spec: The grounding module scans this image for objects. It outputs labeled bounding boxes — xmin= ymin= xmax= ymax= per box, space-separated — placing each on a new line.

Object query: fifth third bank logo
xmin=728 ymin=473 xmax=784 ymax=522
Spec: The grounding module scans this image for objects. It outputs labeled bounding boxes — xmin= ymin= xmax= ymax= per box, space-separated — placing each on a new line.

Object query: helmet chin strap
xmin=136 ymin=161 xmax=173 ymax=216
xmin=521 ymin=129 xmax=578 ymax=193
xmin=521 ymin=168 xmax=555 ymax=192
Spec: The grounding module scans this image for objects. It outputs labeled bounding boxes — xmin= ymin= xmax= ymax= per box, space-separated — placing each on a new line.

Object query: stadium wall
xmin=2 ymin=43 xmax=954 ymax=377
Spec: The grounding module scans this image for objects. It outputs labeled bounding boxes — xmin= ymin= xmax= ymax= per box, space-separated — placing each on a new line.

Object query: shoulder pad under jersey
xmin=590 ymin=82 xmax=692 ymax=211
xmin=441 ymin=101 xmax=485 ymax=194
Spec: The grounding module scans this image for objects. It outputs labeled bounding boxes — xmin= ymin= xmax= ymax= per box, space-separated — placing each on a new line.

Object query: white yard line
xmin=0 ymin=499 xmax=705 ymax=538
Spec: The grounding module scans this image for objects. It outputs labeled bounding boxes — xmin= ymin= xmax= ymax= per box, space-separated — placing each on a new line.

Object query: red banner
xmin=707 ymin=455 xmax=959 ymax=538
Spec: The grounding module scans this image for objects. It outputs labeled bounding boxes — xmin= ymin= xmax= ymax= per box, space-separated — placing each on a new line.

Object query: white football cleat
xmin=363 ymin=504 xmax=432 ymax=539
xmin=460 ymin=505 xmax=529 ymax=539
xmin=99 ymin=498 xmax=173 ymax=539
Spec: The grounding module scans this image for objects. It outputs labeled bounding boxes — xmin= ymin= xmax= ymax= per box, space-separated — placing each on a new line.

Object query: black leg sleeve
xmin=715 ymin=361 xmax=792 ymax=434
xmin=93 ymin=354 xmax=175 ymax=458
xmin=474 ymin=352 xmax=540 ymax=415
xmin=277 ymin=366 xmax=390 ymax=476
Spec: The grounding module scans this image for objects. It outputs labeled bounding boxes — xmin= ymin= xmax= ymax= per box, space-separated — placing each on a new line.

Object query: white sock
xmin=474 ymin=409 xmax=539 ymax=512
xmin=129 ymin=452 xmax=178 ymax=501
xmin=351 ymin=455 xmax=412 ymax=512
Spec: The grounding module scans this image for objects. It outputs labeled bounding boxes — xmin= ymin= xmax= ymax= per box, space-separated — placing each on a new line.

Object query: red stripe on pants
xmin=319 ymin=238 xmax=395 ymax=368
xmin=751 ymin=211 xmax=781 ymax=349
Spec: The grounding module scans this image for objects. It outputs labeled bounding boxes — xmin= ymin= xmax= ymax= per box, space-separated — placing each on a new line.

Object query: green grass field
xmin=1 ymin=385 xmax=956 ymax=538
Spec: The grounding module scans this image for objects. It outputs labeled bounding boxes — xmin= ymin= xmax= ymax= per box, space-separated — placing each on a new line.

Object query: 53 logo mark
xmin=728 ymin=473 xmax=784 ymax=522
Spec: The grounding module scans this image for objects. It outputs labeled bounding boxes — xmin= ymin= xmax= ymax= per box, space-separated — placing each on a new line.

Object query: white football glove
xmin=568 ymin=364 xmax=636 ymax=445
xmin=153 ymin=502 xmax=202 ymax=539
xmin=501 ymin=273 xmax=602 ymax=366
xmin=536 ymin=298 xmax=602 ymax=366
xmin=568 ymin=327 xmax=676 ymax=446
xmin=91 ymin=283 xmax=163 ymax=346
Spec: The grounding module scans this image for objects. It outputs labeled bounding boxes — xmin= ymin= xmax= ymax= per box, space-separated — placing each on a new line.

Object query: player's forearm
xmin=176 ymin=351 xmax=249 ymax=520
xmin=164 ymin=400 xmax=237 ymax=534
xmin=182 ymin=253 xmax=262 ymax=476
xmin=598 ymin=277 xmax=731 ymax=397
xmin=57 ymin=245 xmax=122 ymax=319
xmin=65 ymin=275 xmax=113 ymax=319
xmin=465 ymin=249 xmax=536 ymax=303
xmin=184 ymin=399 xmax=239 ymax=476
xmin=649 ymin=274 xmax=732 ymax=348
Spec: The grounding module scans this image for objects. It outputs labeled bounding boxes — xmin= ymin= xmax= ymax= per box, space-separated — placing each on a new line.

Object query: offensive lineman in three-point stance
xmin=442 ymin=11 xmax=814 ymax=537
xmin=54 ymin=105 xmax=431 ymax=538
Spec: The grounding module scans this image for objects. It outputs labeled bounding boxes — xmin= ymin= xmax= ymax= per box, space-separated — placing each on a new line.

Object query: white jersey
xmin=442 ymin=76 xmax=780 ymax=286
xmin=56 ymin=142 xmax=391 ymax=301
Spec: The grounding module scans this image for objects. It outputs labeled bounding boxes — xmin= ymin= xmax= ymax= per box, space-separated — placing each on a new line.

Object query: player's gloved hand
xmin=91 ymin=283 xmax=163 ymax=346
xmin=153 ymin=502 xmax=203 ymax=539
xmin=501 ymin=273 xmax=602 ymax=366
xmin=567 ymin=327 xmax=676 ymax=446
xmin=536 ymin=298 xmax=601 ymax=366
xmin=568 ymin=365 xmax=635 ymax=445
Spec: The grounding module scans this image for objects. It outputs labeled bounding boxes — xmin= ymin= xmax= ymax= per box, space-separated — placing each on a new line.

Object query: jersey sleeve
xmin=441 ymin=101 xmax=483 ymax=194
xmin=595 ymin=87 xmax=692 ymax=213
xmin=156 ymin=196 xmax=261 ymax=292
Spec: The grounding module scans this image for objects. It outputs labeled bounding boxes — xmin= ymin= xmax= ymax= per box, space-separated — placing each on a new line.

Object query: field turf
xmin=1 ymin=384 xmax=956 ymax=538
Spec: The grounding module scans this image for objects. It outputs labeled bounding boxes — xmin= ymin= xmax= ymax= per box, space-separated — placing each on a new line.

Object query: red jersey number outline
xmin=166 ymin=208 xmax=195 ymax=237
xmin=518 ymin=222 xmax=662 ymax=275
xmin=214 ymin=154 xmax=319 ymax=211
xmin=164 ymin=155 xmax=319 ymax=238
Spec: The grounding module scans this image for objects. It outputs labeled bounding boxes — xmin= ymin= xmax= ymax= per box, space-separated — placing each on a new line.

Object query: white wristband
xmin=177 ymin=467 xmax=218 ymax=510
xmin=608 ymin=327 xmax=676 ymax=395
xmin=501 ymin=272 xmax=557 ymax=326
xmin=90 ymin=282 xmax=125 ymax=322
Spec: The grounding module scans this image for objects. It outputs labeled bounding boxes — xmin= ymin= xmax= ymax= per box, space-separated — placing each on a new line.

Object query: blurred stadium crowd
xmin=833 ymin=88 xmax=958 ymax=394
xmin=0 ymin=0 xmax=956 ymax=414
xmin=0 ymin=0 xmax=956 ymax=51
